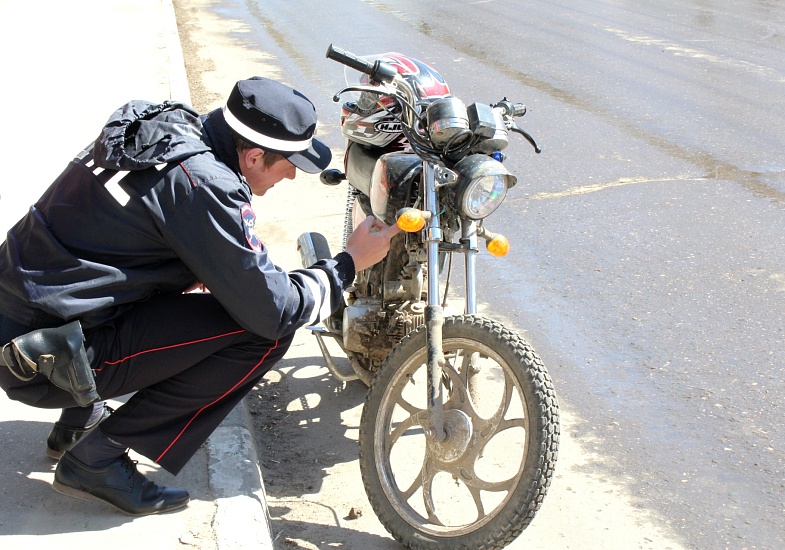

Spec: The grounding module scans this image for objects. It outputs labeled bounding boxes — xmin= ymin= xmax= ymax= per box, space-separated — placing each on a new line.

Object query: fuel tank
xmin=369 ymin=152 xmax=422 ymax=226
xmin=345 ymin=142 xmax=379 ymax=197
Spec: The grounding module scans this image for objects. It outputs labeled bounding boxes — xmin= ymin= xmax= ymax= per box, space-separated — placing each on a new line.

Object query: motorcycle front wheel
xmin=359 ymin=315 xmax=559 ymax=550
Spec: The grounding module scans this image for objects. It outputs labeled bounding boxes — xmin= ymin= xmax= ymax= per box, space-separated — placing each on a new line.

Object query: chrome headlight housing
xmin=452 ymin=154 xmax=517 ymax=219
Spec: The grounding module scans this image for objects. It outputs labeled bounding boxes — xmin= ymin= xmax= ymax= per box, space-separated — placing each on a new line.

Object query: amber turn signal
xmin=396 ymin=208 xmax=428 ymax=232
xmin=486 ymin=234 xmax=510 ymax=257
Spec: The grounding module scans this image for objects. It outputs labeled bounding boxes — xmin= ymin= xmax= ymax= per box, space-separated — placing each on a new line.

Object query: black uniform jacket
xmin=0 ymin=100 xmax=352 ymax=339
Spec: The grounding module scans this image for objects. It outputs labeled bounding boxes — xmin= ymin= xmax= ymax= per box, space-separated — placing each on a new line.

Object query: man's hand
xmin=344 ymin=215 xmax=401 ymax=272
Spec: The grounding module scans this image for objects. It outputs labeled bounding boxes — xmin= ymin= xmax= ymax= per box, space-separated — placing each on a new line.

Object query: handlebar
xmin=492 ymin=98 xmax=540 ymax=152
xmin=493 ymin=98 xmax=527 ymax=118
xmin=326 ymin=44 xmax=373 ymax=74
xmin=326 ymin=45 xmax=540 ymax=154
xmin=326 ymin=44 xmax=398 ymax=84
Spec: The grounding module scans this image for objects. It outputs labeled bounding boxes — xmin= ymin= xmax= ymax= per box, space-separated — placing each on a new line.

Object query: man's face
xmin=240 ymin=150 xmax=297 ymax=196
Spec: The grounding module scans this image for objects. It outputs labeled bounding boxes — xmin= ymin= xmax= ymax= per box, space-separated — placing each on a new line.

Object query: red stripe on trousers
xmin=154 ymin=338 xmax=280 ymax=463
xmin=101 ymin=329 xmax=246 ymax=366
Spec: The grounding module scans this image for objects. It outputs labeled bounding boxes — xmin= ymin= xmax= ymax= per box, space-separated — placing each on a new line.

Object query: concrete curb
xmin=161 ymin=0 xmax=192 ymax=104
xmin=208 ymin=403 xmax=274 ymax=550
xmin=162 ymin=1 xmax=273 ymax=548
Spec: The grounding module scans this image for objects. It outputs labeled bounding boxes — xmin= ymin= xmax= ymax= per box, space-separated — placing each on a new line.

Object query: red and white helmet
xmin=378 ymin=53 xmax=451 ymax=100
xmin=341 ymin=53 xmax=451 ymax=150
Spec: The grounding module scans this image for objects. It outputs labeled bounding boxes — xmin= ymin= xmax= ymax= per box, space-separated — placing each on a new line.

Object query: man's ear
xmin=240 ymin=148 xmax=264 ymax=169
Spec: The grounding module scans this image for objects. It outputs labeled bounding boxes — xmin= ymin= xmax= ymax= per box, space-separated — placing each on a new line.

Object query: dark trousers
xmin=0 ymin=293 xmax=292 ymax=474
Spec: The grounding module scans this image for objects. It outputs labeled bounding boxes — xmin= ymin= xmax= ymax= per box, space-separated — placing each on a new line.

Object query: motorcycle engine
xmin=342 ymin=298 xmax=425 ymax=361
xmin=342 ymin=235 xmax=426 ymax=360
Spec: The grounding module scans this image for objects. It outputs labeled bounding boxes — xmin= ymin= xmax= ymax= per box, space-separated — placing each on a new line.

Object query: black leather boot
xmin=53 ymin=451 xmax=190 ymax=516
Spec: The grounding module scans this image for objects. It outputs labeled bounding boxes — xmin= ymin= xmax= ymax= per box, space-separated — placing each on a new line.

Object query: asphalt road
xmin=185 ymin=1 xmax=784 ymax=548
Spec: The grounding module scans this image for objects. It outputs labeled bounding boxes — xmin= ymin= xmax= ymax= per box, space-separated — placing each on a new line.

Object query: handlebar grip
xmin=326 ymin=44 xmax=374 ymax=75
xmin=494 ymin=99 xmax=528 ymax=118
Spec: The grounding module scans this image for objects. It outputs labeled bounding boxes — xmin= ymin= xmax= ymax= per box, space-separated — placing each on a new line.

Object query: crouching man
xmin=0 ymin=77 xmax=398 ymax=515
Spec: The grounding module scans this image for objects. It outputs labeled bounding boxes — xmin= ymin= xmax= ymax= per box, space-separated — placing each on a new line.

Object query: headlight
xmin=453 ymin=154 xmax=517 ymax=219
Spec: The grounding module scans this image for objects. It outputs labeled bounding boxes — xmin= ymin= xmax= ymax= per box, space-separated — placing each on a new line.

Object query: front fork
xmin=422 ymin=163 xmax=479 ymax=441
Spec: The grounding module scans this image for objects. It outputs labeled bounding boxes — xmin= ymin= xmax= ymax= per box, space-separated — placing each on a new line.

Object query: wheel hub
xmin=428 ymin=409 xmax=473 ymax=462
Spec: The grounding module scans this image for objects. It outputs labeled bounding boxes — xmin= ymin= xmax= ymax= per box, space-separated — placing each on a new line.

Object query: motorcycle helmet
xmin=341 ymin=53 xmax=451 ymax=150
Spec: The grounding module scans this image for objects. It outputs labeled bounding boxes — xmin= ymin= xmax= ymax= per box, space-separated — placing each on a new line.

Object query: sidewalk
xmin=0 ymin=1 xmax=270 ymax=548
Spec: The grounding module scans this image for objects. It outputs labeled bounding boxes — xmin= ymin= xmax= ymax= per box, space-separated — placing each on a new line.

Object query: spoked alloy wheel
xmin=359 ymin=315 xmax=559 ymax=550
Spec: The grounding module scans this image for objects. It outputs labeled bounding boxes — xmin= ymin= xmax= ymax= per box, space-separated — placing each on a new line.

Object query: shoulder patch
xmin=241 ymin=203 xmax=263 ymax=252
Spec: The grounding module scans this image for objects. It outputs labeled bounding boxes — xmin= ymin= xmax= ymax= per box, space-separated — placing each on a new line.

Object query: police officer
xmin=0 ymin=77 xmax=399 ymax=516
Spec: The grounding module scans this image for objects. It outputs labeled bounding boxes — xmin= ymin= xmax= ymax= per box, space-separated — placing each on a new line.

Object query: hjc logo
xmin=374 ymin=121 xmax=402 ymax=133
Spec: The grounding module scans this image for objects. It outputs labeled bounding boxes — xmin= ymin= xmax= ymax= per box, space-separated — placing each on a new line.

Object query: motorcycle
xmin=296 ymin=45 xmax=559 ymax=549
